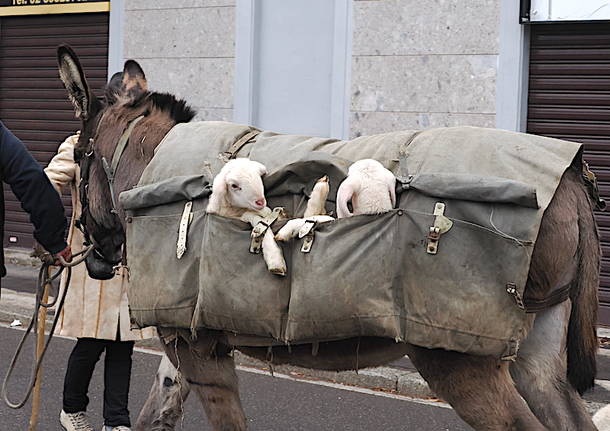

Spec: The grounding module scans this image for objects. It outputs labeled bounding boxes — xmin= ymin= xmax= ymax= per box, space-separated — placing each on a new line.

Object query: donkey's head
xmin=57 ymin=45 xmax=195 ymax=279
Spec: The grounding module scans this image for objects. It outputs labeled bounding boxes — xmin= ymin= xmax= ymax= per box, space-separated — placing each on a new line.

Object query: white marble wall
xmin=124 ymin=0 xmax=235 ymax=121
xmin=350 ymin=0 xmax=500 ymax=137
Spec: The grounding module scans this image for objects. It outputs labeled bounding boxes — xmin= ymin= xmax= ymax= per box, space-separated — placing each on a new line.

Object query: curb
xmin=4 ymin=247 xmax=41 ymax=267
xmin=0 ymin=288 xmax=55 ymax=331
xmin=231 ymin=351 xmax=609 ymax=415
xmin=232 ymin=352 xmax=435 ymax=399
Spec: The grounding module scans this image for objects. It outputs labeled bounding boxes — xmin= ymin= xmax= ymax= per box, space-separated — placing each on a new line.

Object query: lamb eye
xmin=230 ymin=184 xmax=240 ymax=190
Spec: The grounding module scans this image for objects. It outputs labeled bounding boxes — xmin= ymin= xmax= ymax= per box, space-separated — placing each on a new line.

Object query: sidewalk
xmin=2 ymin=250 xmax=609 ymax=415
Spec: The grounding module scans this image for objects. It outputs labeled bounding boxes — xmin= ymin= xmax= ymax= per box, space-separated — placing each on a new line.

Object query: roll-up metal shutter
xmin=527 ymin=23 xmax=610 ymax=326
xmin=0 ymin=12 xmax=108 ymax=249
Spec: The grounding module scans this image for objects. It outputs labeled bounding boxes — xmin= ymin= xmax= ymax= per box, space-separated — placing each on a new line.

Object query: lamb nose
xmin=255 ymin=198 xmax=265 ymax=207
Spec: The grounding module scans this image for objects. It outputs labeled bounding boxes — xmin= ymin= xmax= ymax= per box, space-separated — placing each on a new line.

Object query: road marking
xmin=4 ymin=324 xmax=608 ymax=412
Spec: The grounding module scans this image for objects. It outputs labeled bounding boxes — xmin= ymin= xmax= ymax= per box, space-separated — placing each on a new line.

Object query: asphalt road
xmin=0 ymin=326 xmax=472 ymax=431
xmin=2 ymin=263 xmax=41 ymax=295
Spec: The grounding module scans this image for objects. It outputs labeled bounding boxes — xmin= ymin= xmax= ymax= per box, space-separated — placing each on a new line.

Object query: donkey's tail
xmin=567 ymin=184 xmax=601 ymax=394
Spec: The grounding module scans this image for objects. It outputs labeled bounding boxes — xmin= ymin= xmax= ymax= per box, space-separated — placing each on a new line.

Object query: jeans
xmin=63 ymin=338 xmax=135 ymax=427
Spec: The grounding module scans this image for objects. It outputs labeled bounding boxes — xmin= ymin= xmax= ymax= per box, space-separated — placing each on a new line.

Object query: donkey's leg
xmin=162 ymin=332 xmax=247 ymax=431
xmin=510 ymin=301 xmax=597 ymax=430
xmin=135 ymin=354 xmax=191 ymax=431
xmin=406 ymin=344 xmax=545 ymax=431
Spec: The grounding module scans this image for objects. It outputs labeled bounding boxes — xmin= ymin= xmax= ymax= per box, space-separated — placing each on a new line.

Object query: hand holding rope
xmin=1 ymin=244 xmax=94 ymax=409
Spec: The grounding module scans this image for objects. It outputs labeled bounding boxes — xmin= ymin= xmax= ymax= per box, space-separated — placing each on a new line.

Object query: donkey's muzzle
xmin=85 ymin=250 xmax=115 ymax=280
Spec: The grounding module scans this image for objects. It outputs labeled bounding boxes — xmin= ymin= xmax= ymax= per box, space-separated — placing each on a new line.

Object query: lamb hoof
xmin=269 ymin=267 xmax=286 ymax=276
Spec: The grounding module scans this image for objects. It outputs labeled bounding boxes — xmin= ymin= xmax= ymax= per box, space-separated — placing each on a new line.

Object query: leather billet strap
xmin=582 ymin=160 xmax=606 ymax=211
xmin=101 ymin=115 xmax=145 ymax=212
xmin=224 ymin=130 xmax=261 ymax=160
xmin=523 ymin=282 xmax=572 ymax=313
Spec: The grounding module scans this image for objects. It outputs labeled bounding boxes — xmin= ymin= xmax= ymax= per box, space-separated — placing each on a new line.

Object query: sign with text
xmin=0 ymin=0 xmax=109 ymax=16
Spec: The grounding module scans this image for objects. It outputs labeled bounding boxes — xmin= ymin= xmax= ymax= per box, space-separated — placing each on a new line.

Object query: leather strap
xmin=524 ymin=282 xmax=572 ymax=313
xmin=224 ymin=130 xmax=260 ymax=159
xmin=101 ymin=115 xmax=145 ymax=212
xmin=110 ymin=115 xmax=145 ymax=176
xmin=582 ymin=160 xmax=606 ymax=210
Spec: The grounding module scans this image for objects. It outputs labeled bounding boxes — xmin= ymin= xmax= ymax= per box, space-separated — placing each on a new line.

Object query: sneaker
xmin=101 ymin=427 xmax=131 ymax=431
xmin=60 ymin=410 xmax=94 ymax=431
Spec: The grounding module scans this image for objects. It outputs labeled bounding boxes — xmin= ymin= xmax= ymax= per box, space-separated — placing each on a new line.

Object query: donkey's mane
xmin=148 ymin=92 xmax=196 ymax=124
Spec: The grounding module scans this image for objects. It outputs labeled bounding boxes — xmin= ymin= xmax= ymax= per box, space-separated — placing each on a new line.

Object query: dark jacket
xmin=0 ymin=121 xmax=68 ymax=277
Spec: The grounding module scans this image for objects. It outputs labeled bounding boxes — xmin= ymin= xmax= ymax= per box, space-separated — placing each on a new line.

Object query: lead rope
xmin=1 ymin=245 xmax=93 ymax=409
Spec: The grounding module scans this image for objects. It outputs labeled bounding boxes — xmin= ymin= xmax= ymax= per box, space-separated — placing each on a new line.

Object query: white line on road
xmin=0 ymin=323 xmax=452 ymax=410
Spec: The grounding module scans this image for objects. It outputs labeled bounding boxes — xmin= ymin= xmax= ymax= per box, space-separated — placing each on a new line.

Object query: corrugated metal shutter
xmin=0 ymin=13 xmax=108 ymax=249
xmin=527 ymin=23 xmax=610 ymax=325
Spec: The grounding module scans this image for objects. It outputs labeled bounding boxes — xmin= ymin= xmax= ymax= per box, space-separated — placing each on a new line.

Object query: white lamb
xmin=336 ymin=159 xmax=396 ymax=218
xmin=207 ymin=158 xmax=287 ymax=275
xmin=276 ymin=176 xmax=334 ymax=242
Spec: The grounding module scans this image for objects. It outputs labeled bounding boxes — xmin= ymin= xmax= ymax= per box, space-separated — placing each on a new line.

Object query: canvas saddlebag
xmin=120 ymin=123 xmax=583 ymax=359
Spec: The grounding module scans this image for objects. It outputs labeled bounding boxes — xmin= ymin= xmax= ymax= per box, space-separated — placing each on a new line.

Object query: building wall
xmin=124 ymin=0 xmax=235 ymax=121
xmin=350 ymin=0 xmax=500 ymax=137
xmin=122 ymin=0 xmax=502 ymax=136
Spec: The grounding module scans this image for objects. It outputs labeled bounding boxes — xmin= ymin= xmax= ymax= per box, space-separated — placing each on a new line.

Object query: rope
xmin=1 ymin=245 xmax=93 ymax=409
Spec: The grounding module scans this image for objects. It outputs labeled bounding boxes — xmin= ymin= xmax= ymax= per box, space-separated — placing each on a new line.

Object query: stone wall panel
xmin=124 ymin=7 xmax=234 ymax=58
xmin=352 ymin=55 xmax=497 ymax=114
xmin=350 ymin=111 xmax=495 ymax=137
xmin=353 ymin=0 xmax=499 ymax=56
xmin=123 ymin=0 xmax=235 ymax=120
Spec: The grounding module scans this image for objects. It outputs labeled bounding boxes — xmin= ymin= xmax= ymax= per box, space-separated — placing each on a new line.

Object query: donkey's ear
xmin=57 ymin=44 xmax=93 ymax=120
xmin=121 ymin=60 xmax=148 ymax=102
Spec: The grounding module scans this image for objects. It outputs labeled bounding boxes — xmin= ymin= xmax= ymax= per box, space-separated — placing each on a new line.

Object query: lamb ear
xmin=121 ymin=59 xmax=148 ymax=103
xmin=252 ymin=161 xmax=267 ymax=177
xmin=57 ymin=44 xmax=93 ymax=120
xmin=389 ymin=178 xmax=397 ymax=208
xmin=336 ymin=178 xmax=355 ymax=218
xmin=207 ymin=171 xmax=228 ymax=214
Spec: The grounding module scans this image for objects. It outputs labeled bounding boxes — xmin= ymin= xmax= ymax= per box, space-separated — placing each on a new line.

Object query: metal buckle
xmin=301 ymin=232 xmax=315 ymax=253
xmin=299 ymin=219 xmax=318 ymax=253
xmin=506 ymin=282 xmax=525 ymax=311
xmin=298 ymin=219 xmax=317 ymax=239
xmin=427 ymin=226 xmax=441 ymax=254
xmin=250 ymin=234 xmax=264 ymax=254
xmin=426 ymin=202 xmax=453 ymax=255
xmin=249 ymin=207 xmax=283 ymax=254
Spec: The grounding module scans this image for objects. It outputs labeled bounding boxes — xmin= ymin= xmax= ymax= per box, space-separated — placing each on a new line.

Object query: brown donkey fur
xmin=57 ymin=45 xmax=600 ymax=431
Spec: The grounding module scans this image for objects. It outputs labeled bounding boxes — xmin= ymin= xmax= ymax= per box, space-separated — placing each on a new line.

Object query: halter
xmin=77 ymin=114 xmax=144 ymax=265
xmin=101 ymin=115 xmax=145 ymax=213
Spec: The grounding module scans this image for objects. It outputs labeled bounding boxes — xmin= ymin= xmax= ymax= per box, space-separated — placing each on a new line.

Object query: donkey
xmin=56 ymin=44 xmax=601 ymax=430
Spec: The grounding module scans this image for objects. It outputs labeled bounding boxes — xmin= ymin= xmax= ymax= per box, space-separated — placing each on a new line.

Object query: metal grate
xmin=0 ymin=12 xmax=108 ymax=249
xmin=527 ymin=22 xmax=610 ymax=325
